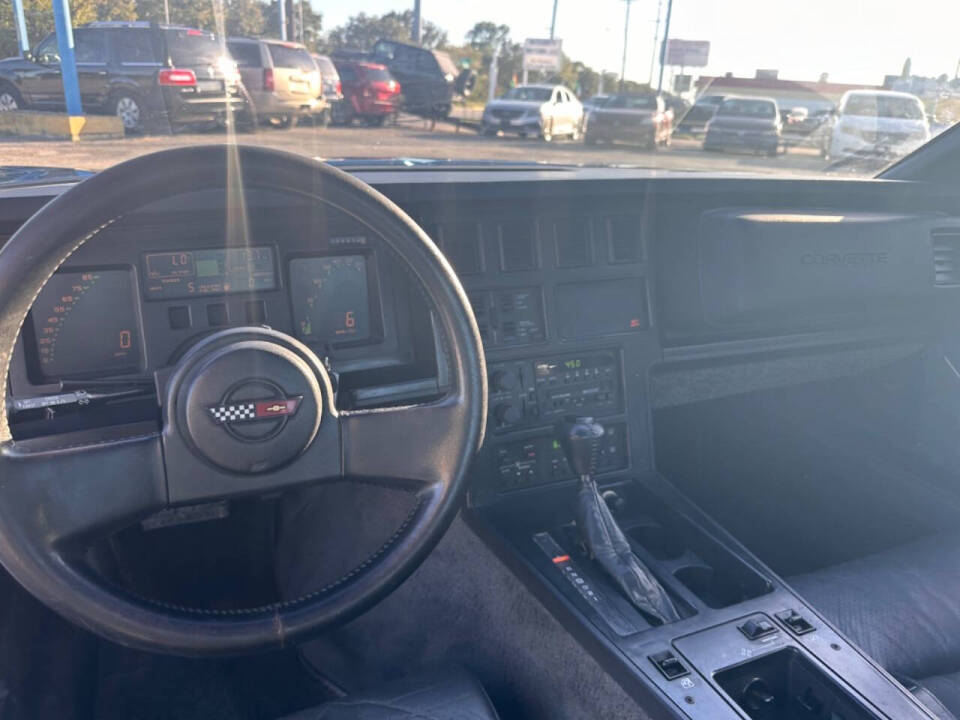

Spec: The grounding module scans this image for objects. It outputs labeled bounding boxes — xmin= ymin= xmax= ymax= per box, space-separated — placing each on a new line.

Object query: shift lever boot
xmin=558 ymin=417 xmax=681 ymax=624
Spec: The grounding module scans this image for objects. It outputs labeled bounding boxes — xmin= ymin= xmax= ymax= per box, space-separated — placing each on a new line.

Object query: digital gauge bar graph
xmin=29 ymin=270 xmax=140 ymax=381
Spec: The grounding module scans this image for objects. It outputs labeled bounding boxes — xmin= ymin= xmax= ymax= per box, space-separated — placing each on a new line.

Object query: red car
xmin=330 ymin=60 xmax=400 ymax=126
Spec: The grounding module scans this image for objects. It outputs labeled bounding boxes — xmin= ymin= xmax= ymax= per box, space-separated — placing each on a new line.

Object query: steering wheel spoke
xmin=0 ymin=426 xmax=166 ymax=550
xmin=339 ymin=395 xmax=474 ymax=490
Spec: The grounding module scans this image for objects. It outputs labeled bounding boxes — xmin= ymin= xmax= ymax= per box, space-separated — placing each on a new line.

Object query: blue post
xmin=50 ymin=0 xmax=83 ymax=118
xmin=11 ymin=0 xmax=29 ymax=56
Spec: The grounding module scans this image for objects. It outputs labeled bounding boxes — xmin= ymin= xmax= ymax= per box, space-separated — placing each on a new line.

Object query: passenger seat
xmin=790 ymin=533 xmax=960 ymax=720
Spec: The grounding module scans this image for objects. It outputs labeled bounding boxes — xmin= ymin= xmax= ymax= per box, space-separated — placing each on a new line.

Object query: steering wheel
xmin=0 ymin=146 xmax=486 ymax=655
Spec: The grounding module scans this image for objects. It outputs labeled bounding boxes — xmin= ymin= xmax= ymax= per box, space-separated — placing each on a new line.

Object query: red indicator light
xmin=552 ymin=555 xmax=571 ymax=564
xmin=629 ymin=318 xmax=641 ymax=328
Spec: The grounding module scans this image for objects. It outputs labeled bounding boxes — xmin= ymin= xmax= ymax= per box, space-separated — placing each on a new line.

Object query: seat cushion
xmin=790 ymin=532 xmax=960 ymax=717
xmin=279 ymin=667 xmax=499 ymax=720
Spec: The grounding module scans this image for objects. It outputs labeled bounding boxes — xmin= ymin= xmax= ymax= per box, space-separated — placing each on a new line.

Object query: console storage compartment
xmin=715 ymin=647 xmax=877 ymax=719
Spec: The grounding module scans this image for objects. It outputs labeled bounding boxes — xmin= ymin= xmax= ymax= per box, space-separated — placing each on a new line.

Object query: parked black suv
xmin=0 ymin=22 xmax=245 ymax=132
xmin=367 ymin=38 xmax=473 ymax=118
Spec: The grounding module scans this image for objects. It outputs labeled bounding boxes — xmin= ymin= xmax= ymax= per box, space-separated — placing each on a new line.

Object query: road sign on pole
xmin=664 ymin=39 xmax=710 ymax=68
xmin=523 ymin=38 xmax=563 ymax=73
xmin=50 ymin=0 xmax=84 ymax=129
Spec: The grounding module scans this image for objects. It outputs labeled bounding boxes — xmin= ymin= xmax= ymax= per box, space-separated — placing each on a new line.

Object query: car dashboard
xmin=2 ymin=164 xmax=959 ymax=719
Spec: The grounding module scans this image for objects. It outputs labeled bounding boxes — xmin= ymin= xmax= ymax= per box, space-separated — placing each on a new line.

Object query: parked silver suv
xmin=227 ymin=38 xmax=322 ymax=128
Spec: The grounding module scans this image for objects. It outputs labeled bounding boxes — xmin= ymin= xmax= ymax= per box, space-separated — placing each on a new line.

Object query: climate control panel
xmin=487 ymin=350 xmax=622 ymax=433
xmin=496 ymin=423 xmax=628 ymax=492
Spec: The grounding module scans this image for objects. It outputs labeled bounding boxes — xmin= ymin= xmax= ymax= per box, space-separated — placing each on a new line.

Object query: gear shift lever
xmin=558 ymin=417 xmax=681 ymax=624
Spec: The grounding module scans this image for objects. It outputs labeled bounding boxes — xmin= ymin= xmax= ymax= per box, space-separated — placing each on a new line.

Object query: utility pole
xmin=51 ymin=0 xmax=84 ymax=137
xmin=279 ymin=0 xmax=286 ymax=40
xmin=488 ymin=44 xmax=500 ymax=103
xmin=656 ymin=0 xmax=673 ymax=95
xmin=550 ymin=0 xmax=559 ymax=39
xmin=648 ymin=0 xmax=662 ymax=86
xmin=619 ymin=0 xmax=633 ymax=92
xmin=412 ymin=0 xmax=422 ymax=44
xmin=298 ymin=0 xmax=304 ymax=43
xmin=11 ymin=0 xmax=29 ymax=55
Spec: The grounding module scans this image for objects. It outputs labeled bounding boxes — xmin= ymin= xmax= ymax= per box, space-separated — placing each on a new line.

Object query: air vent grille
xmin=932 ymin=229 xmax=960 ymax=286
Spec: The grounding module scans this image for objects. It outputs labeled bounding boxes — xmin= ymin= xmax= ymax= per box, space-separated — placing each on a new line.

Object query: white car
xmin=481 ymin=84 xmax=583 ymax=141
xmin=827 ymin=90 xmax=930 ymax=161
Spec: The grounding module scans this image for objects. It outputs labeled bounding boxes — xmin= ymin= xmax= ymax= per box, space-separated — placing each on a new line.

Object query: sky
xmin=315 ymin=0 xmax=960 ymax=87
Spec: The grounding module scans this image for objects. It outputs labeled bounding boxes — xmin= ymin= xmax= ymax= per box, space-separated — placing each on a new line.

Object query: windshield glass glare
xmin=0 ymin=1 xmax=957 ymax=181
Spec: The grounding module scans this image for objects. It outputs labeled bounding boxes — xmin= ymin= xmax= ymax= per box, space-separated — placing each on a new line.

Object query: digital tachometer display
xmin=289 ymin=255 xmax=372 ymax=345
xmin=29 ymin=269 xmax=141 ymax=381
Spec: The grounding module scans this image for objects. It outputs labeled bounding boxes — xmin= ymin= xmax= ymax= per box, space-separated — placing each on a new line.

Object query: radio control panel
xmin=487 ymin=350 xmax=622 ymax=434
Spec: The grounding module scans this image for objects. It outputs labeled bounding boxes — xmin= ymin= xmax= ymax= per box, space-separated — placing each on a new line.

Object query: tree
xmin=0 ymin=0 xmax=136 ymax=57
xmin=465 ymin=21 xmax=509 ymax=53
xmin=324 ymin=10 xmax=447 ymax=52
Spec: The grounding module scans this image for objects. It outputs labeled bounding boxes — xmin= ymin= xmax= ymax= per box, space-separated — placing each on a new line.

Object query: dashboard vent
xmin=554 ymin=218 xmax=593 ymax=268
xmin=440 ymin=222 xmax=483 ymax=275
xmin=932 ymin=229 xmax=960 ymax=286
xmin=497 ymin=220 xmax=539 ymax=271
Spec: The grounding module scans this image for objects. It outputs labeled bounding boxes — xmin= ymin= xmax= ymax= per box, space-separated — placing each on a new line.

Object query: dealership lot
xmin=0 ymin=120 xmax=832 ymax=175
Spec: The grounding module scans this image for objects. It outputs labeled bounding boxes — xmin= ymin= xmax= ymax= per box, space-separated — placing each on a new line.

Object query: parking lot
xmin=0 ymin=118 xmax=833 ymax=176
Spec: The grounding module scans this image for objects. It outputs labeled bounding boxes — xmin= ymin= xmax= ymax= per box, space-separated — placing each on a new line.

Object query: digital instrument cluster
xmin=25 ymin=248 xmax=380 ymax=383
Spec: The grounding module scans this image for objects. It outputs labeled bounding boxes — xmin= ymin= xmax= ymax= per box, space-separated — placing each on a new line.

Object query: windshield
xmin=502 ymin=87 xmax=552 ymax=102
xmin=717 ymin=99 xmax=777 ymax=118
xmin=842 ymin=94 xmax=925 ymax=119
xmin=0 ymin=2 xmax=956 ymax=181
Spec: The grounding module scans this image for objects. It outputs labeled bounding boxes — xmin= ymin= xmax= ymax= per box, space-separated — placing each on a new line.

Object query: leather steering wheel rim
xmin=0 ymin=145 xmax=486 ymax=655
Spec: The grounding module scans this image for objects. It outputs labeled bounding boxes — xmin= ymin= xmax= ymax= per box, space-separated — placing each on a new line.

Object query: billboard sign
xmin=523 ymin=38 xmax=563 ymax=72
xmin=664 ymin=39 xmax=710 ymax=68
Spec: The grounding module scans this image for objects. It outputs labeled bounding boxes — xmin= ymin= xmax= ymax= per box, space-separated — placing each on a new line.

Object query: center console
xmin=414 ymin=193 xmax=934 ymax=719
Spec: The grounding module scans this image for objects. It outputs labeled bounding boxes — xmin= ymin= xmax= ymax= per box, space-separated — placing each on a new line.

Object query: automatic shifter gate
xmin=557 ymin=417 xmax=681 ymax=625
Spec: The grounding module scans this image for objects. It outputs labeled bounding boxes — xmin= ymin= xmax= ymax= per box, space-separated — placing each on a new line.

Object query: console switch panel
xmin=649 ymin=650 xmax=690 ymax=681
xmin=776 ymin=609 xmax=816 ymax=636
xmin=739 ymin=617 xmax=778 ymax=641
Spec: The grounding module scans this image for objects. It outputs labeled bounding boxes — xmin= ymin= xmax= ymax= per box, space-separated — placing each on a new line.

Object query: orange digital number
xmin=345 ymin=311 xmax=356 ymax=329
xmin=119 ymin=330 xmax=132 ymax=349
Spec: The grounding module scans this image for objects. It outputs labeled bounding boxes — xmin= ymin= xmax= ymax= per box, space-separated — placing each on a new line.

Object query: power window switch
xmin=739 ymin=617 xmax=778 ymax=641
xmin=776 ymin=609 xmax=815 ymax=636
xmin=649 ymin=650 xmax=689 ymax=680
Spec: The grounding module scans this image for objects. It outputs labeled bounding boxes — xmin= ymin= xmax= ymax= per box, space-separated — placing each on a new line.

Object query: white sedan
xmin=481 ymin=84 xmax=583 ymax=141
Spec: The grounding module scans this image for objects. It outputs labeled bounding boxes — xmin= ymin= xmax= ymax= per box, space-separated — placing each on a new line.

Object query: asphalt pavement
xmin=0 ymin=117 xmax=833 ymax=176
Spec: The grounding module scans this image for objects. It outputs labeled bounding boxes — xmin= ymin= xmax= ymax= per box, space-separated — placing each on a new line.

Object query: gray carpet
xmin=276 ymin=483 xmax=648 ymax=720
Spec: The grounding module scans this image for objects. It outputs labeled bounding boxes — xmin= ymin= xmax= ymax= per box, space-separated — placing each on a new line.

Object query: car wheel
xmin=272 ymin=114 xmax=294 ymax=129
xmin=366 ymin=114 xmax=387 ymax=127
xmin=0 ymin=84 xmax=23 ymax=112
xmin=112 ymin=92 xmax=144 ymax=134
xmin=541 ymin=120 xmax=554 ymax=143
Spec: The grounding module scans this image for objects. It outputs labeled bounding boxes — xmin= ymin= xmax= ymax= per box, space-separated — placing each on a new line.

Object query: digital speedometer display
xmin=29 ymin=270 xmax=141 ymax=381
xmin=289 ymin=255 xmax=372 ymax=345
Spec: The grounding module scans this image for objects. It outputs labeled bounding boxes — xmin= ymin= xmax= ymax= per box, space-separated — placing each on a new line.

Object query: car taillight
xmin=158 ymin=68 xmax=196 ymax=87
xmin=264 ymin=68 xmax=274 ymax=91
xmin=335 ymin=81 xmax=342 ymax=95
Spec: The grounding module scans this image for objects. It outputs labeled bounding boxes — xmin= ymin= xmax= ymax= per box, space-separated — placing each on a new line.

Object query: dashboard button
xmin=244 ymin=300 xmax=267 ymax=324
xmin=168 ymin=305 xmax=191 ymax=330
xmin=206 ymin=303 xmax=229 ymax=327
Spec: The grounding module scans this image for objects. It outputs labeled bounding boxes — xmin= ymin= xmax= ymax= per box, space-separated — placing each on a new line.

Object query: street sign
xmin=664 ymin=39 xmax=710 ymax=68
xmin=673 ymin=74 xmax=692 ymax=93
xmin=523 ymin=38 xmax=563 ymax=73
